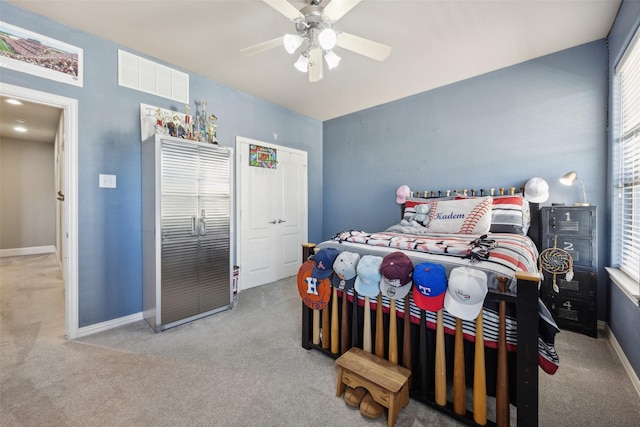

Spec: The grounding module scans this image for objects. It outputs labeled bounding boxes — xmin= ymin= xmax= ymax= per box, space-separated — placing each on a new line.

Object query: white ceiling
xmin=0 ymin=95 xmax=61 ymax=143
xmin=1 ymin=0 xmax=621 ymax=136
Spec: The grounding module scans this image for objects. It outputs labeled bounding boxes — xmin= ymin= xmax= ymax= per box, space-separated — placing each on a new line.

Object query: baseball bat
xmin=352 ymin=292 xmax=360 ymax=349
xmin=435 ymin=309 xmax=446 ymax=406
xmin=375 ymin=294 xmax=385 ymax=357
xmin=403 ymin=294 xmax=412 ymax=371
xmin=322 ymin=304 xmax=330 ymax=349
xmin=496 ymin=277 xmax=509 ymax=427
xmin=341 ymin=290 xmax=349 ymax=354
xmin=312 ymin=308 xmax=320 ymax=345
xmin=331 ymin=287 xmax=339 ymax=354
xmin=363 ymin=296 xmax=372 ymax=353
xmin=453 ymin=317 xmax=466 ymax=415
xmin=474 ymin=311 xmax=487 ymax=425
xmin=389 ymin=299 xmax=398 ymax=364
xmin=419 ymin=309 xmax=428 ymax=396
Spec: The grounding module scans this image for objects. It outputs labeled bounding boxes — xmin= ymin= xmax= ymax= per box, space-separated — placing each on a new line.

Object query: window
xmin=612 ymin=27 xmax=640 ymax=301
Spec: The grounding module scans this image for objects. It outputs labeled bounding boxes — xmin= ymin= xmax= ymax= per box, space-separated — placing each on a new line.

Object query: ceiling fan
xmin=240 ymin=0 xmax=391 ymax=82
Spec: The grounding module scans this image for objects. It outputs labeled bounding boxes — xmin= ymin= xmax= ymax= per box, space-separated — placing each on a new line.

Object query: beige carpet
xmin=1 ymin=253 xmax=639 ymax=426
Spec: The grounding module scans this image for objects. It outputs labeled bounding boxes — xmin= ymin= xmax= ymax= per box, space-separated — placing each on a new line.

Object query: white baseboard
xmin=0 ymin=245 xmax=55 ymax=257
xmin=603 ymin=323 xmax=640 ymax=398
xmin=76 ymin=312 xmax=144 ymax=338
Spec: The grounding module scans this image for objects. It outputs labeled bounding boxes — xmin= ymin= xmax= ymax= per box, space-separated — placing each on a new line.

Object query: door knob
xmin=278 ymin=219 xmax=286 ymax=223
xmin=269 ymin=220 xmax=277 ymax=224
xmin=57 ymin=190 xmax=65 ymax=201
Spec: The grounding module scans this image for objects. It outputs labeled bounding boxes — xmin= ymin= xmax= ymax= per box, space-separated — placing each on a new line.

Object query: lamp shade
xmin=559 ymin=171 xmax=589 ymax=205
xmin=559 ymin=171 xmax=578 ymax=186
xmin=294 ymin=54 xmax=308 ymax=72
xmin=324 ymin=50 xmax=341 ymax=69
xmin=318 ymin=28 xmax=337 ymax=50
xmin=283 ymin=34 xmax=303 ymax=54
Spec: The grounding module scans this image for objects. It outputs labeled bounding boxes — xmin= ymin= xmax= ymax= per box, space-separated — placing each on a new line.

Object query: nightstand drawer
xmin=543 ymin=206 xmax=595 ymax=237
xmin=541 ymin=268 xmax=595 ymax=298
xmin=546 ymin=294 xmax=597 ymax=338
xmin=542 ymin=236 xmax=594 ymax=268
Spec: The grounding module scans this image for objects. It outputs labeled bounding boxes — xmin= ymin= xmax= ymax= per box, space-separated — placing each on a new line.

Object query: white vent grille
xmin=118 ymin=50 xmax=189 ymax=103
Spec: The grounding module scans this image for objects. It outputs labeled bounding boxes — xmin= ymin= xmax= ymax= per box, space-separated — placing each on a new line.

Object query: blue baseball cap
xmin=312 ymin=248 xmax=339 ymax=279
xmin=412 ymin=262 xmax=447 ymax=311
xmin=354 ymin=255 xmax=382 ymax=298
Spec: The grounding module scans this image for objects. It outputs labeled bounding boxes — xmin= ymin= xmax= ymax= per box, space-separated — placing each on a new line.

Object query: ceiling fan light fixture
xmin=318 ymin=27 xmax=337 ymax=50
xmin=283 ymin=34 xmax=303 ymax=54
xmin=324 ymin=50 xmax=341 ymax=69
xmin=294 ymin=53 xmax=309 ymax=72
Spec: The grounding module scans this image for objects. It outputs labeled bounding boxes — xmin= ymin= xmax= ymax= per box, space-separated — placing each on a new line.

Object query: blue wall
xmin=607 ymin=0 xmax=640 ymax=379
xmin=0 ymin=2 xmax=323 ymax=327
xmin=324 ymin=40 xmax=609 ymax=316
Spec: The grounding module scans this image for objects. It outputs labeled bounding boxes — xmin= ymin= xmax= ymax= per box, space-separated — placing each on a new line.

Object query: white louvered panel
xmin=118 ymin=49 xmax=189 ymax=103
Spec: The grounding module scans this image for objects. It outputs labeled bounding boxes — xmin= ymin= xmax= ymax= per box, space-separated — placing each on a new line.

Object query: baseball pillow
xmin=456 ymin=194 xmax=531 ymax=235
xmin=405 ymin=196 xmax=492 ymax=234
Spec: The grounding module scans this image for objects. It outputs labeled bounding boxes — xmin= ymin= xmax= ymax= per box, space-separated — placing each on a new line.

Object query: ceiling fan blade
xmin=308 ymin=48 xmax=324 ymax=82
xmin=336 ymin=32 xmax=391 ymax=61
xmin=323 ymin=0 xmax=362 ymax=22
xmin=263 ymin=0 xmax=304 ymax=21
xmin=240 ymin=36 xmax=284 ymax=56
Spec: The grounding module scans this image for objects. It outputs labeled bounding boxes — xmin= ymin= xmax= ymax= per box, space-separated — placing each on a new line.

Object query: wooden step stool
xmin=335 ymin=347 xmax=412 ymax=427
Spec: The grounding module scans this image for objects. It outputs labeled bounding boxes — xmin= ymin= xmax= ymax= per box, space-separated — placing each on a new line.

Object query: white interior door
xmin=236 ymin=137 xmax=307 ymax=290
xmin=55 ymin=113 xmax=65 ymax=275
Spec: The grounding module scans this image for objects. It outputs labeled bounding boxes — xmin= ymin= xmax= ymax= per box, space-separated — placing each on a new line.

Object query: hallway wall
xmin=0 ymin=136 xmax=55 ymax=250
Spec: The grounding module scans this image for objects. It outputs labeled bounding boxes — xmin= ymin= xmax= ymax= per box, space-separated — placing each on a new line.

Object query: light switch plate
xmin=99 ymin=174 xmax=116 ymax=188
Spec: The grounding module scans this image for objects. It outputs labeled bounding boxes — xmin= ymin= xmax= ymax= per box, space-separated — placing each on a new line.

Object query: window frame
xmin=611 ymin=24 xmax=640 ymax=305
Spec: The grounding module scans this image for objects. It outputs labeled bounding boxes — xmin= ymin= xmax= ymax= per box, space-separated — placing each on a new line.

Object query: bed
xmin=299 ymin=189 xmax=559 ymax=427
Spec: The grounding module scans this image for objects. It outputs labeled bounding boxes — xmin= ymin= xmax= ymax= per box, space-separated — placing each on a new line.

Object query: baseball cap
xmin=354 ymin=255 xmax=382 ymax=298
xmin=396 ymin=185 xmax=411 ymax=204
xmin=444 ymin=267 xmax=488 ymax=321
xmin=312 ymin=247 xmax=339 ymax=279
xmin=379 ymin=252 xmax=413 ymax=300
xmin=332 ymin=251 xmax=360 ymax=291
xmin=412 ymin=262 xmax=447 ymax=311
xmin=524 ymin=177 xmax=549 ymax=203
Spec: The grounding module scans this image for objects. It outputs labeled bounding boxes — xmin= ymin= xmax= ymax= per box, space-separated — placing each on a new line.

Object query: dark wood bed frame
xmin=300 ymin=193 xmax=543 ymax=427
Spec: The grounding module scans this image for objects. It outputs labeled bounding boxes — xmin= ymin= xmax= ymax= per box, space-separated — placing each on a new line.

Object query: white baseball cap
xmin=444 ymin=267 xmax=488 ymax=320
xmin=524 ymin=177 xmax=549 ymax=203
xmin=332 ymin=251 xmax=360 ymax=291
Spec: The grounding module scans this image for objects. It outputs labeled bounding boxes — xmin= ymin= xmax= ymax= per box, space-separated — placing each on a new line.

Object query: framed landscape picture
xmin=0 ymin=21 xmax=83 ymax=87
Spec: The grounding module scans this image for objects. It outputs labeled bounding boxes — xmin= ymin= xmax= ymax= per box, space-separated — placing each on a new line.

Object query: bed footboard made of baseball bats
xmin=300 ymin=244 xmax=541 ymax=427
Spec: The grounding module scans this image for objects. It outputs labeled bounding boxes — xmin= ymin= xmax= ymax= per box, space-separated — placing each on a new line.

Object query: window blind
xmin=615 ymin=28 xmax=640 ymax=285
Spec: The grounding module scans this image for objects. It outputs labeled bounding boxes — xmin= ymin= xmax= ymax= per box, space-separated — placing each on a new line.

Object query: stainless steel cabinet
xmin=142 ymin=134 xmax=233 ymax=331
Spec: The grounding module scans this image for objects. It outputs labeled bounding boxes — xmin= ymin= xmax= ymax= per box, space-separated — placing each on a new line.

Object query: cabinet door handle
xmin=199 ymin=210 xmax=207 ymax=235
xmin=191 ymin=216 xmax=198 ymax=236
